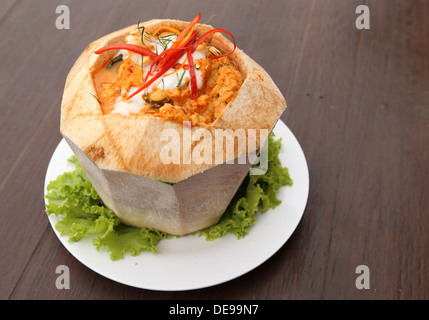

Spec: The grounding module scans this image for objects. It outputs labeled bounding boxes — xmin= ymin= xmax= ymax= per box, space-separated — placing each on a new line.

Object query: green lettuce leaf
xmin=196 ymin=134 xmax=293 ymax=240
xmin=93 ymin=224 xmax=172 ymax=261
xmin=45 ymin=134 xmax=292 ymax=260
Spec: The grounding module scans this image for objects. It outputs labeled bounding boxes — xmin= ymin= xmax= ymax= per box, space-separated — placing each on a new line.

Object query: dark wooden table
xmin=1 ymin=0 xmax=428 ymax=300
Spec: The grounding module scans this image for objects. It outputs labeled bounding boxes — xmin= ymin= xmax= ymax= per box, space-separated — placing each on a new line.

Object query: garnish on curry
xmin=92 ymin=13 xmax=243 ymax=126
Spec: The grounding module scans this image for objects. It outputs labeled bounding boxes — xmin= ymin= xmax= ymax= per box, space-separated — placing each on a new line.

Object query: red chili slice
xmin=94 ymin=44 xmax=158 ymax=59
xmin=187 ymin=46 xmax=198 ymax=100
xmin=151 ymin=13 xmax=201 ymax=74
xmin=128 ymin=30 xmax=199 ymax=100
xmin=173 ymin=13 xmax=201 ymax=48
xmin=128 ymin=48 xmax=188 ymax=99
xmin=152 ymin=29 xmax=199 ymax=74
xmin=173 ymin=63 xmax=190 ymax=70
xmin=191 ymin=28 xmax=237 ymax=59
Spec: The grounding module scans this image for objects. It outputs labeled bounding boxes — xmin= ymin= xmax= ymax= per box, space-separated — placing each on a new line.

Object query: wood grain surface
xmin=0 ymin=0 xmax=428 ymax=300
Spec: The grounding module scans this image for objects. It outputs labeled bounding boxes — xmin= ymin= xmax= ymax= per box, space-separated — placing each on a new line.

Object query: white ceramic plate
xmin=44 ymin=120 xmax=309 ymax=291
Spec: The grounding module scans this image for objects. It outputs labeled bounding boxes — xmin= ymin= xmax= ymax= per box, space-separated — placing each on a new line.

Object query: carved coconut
xmin=60 ymin=19 xmax=286 ymax=236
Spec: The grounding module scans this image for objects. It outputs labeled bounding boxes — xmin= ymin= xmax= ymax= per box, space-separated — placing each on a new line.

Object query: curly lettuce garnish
xmin=45 ymin=134 xmax=292 ymax=260
xmin=196 ymin=134 xmax=293 ymax=240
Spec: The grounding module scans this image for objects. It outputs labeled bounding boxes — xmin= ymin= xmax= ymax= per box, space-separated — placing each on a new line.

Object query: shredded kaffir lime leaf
xmin=45 ymin=134 xmax=292 ymax=260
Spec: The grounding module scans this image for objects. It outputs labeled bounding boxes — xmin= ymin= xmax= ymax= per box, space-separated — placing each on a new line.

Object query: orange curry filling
xmin=92 ymin=22 xmax=242 ymax=126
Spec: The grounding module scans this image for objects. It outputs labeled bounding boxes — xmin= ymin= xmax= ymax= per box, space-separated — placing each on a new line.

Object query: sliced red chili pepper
xmin=152 ymin=30 xmax=198 ymax=74
xmin=186 ymin=46 xmax=198 ymax=100
xmin=173 ymin=13 xmax=201 ymax=48
xmin=144 ymin=46 xmax=184 ymax=82
xmin=128 ymin=47 xmax=191 ymax=99
xmin=150 ymin=13 xmax=201 ymax=73
xmin=151 ymin=47 xmax=186 ymax=74
xmin=94 ymin=44 xmax=158 ymax=59
xmin=144 ymin=31 xmax=197 ymax=82
xmin=173 ymin=63 xmax=190 ymax=70
xmin=191 ymin=28 xmax=236 ymax=60
xmin=128 ymin=31 xmax=199 ymax=100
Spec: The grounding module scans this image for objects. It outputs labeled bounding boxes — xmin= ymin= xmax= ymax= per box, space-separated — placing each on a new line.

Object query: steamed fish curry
xmin=93 ymin=20 xmax=242 ymax=126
